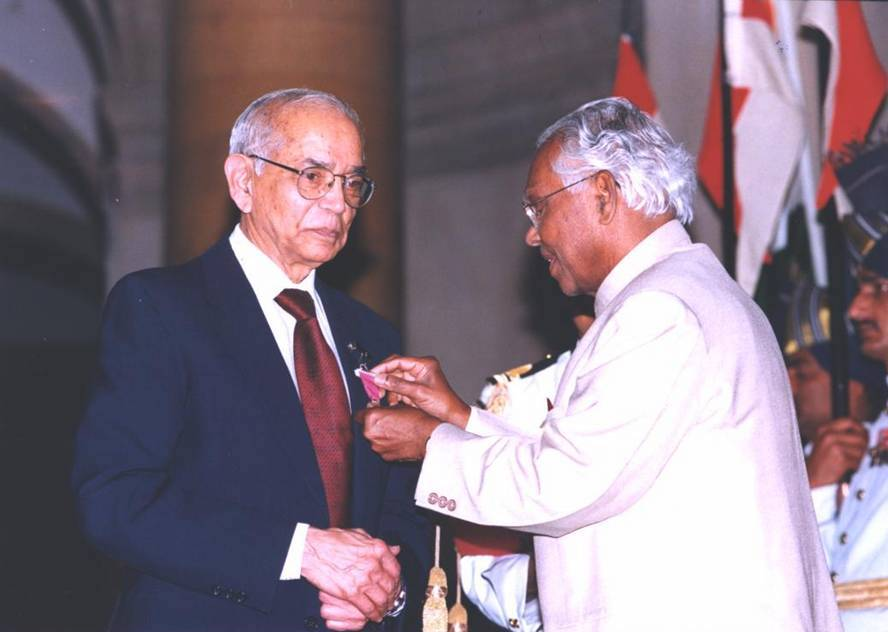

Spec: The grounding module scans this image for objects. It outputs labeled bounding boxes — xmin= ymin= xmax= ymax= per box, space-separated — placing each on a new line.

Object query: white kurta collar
xmin=594 ymin=219 xmax=691 ymax=314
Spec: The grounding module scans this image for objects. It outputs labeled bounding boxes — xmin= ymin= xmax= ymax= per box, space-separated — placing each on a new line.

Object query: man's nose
xmin=318 ymin=178 xmax=348 ymax=213
xmin=525 ymin=224 xmax=540 ymax=247
xmin=848 ymin=290 xmax=868 ymax=322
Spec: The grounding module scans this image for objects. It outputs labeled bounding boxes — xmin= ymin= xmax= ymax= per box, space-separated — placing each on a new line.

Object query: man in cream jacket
xmin=357 ymin=97 xmax=841 ymax=632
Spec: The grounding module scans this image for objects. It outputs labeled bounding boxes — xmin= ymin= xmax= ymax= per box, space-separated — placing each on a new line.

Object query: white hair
xmin=537 ymin=97 xmax=696 ymax=224
xmin=228 ymin=88 xmax=364 ymax=171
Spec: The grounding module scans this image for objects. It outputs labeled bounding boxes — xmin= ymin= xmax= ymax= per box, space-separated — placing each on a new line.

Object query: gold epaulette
xmin=835 ymin=577 xmax=888 ymax=610
xmin=493 ymin=352 xmax=563 ymax=383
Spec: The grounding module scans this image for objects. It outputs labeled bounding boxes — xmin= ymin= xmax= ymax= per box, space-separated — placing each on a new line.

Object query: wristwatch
xmin=385 ymin=579 xmax=407 ymax=618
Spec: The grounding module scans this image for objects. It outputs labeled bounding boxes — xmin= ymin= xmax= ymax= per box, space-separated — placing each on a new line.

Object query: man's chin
xmin=554 ymin=276 xmax=579 ymax=297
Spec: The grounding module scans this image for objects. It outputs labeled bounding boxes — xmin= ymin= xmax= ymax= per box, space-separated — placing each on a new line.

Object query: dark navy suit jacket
xmin=72 ymin=239 xmax=431 ymax=632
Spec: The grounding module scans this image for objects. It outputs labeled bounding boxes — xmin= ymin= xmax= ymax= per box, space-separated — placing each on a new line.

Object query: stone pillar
xmin=167 ymin=1 xmax=401 ymax=322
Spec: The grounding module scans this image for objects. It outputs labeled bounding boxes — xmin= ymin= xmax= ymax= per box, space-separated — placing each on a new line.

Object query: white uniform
xmin=417 ymin=221 xmax=842 ymax=631
xmin=812 ymin=409 xmax=888 ymax=632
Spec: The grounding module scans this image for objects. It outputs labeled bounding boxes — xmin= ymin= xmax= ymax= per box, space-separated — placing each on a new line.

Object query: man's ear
xmin=224 ymin=154 xmax=254 ymax=213
xmin=592 ymin=171 xmax=620 ymax=225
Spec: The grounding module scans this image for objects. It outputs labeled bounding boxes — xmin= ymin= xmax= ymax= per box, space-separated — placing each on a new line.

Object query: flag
xmin=612 ymin=33 xmax=659 ymax=119
xmin=697 ymin=0 xmax=805 ymax=294
xmin=801 ymin=0 xmax=887 ymax=216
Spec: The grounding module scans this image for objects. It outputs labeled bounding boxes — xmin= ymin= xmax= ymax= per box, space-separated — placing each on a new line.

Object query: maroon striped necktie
xmin=275 ymin=289 xmax=351 ymax=527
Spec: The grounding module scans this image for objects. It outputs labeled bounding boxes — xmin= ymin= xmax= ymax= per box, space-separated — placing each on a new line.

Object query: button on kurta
xmin=856 ymin=488 xmax=866 ymax=500
xmin=839 ymin=532 xmax=848 ymax=545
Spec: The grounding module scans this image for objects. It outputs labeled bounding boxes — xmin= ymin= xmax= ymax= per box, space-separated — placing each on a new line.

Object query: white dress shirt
xmin=229 ymin=224 xmax=348 ymax=580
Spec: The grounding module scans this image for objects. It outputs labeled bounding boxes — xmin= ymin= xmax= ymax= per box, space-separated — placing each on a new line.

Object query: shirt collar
xmin=594 ymin=219 xmax=691 ymax=314
xmin=229 ymin=223 xmax=318 ymax=304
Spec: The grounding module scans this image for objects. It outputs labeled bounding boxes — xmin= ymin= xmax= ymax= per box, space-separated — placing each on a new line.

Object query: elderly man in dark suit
xmin=72 ymin=88 xmax=429 ymax=632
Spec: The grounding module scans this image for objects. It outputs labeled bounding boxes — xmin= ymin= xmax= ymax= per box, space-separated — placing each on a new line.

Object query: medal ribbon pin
xmin=347 ymin=341 xmax=382 ymax=402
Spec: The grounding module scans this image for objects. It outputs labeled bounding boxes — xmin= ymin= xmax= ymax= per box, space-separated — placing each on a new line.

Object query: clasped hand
xmin=301 ymin=527 xmax=401 ymax=630
xmin=806 ymin=417 xmax=869 ymax=489
xmin=354 ymin=355 xmax=471 ymax=462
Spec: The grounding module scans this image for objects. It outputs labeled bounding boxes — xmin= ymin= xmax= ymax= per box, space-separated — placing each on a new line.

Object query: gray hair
xmin=228 ymin=88 xmax=364 ymax=168
xmin=537 ymin=97 xmax=696 ymax=224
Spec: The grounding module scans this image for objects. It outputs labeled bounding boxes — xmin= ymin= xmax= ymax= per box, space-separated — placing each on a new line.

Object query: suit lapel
xmin=199 ymin=240 xmax=327 ymax=509
xmin=317 ymin=281 xmax=388 ymax=528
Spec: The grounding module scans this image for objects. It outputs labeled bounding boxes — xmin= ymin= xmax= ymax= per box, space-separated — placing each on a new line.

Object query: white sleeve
xmin=466 ymin=406 xmax=544 ymax=439
xmin=460 ymin=554 xmax=542 ymax=631
xmin=416 ymin=292 xmax=707 ymax=537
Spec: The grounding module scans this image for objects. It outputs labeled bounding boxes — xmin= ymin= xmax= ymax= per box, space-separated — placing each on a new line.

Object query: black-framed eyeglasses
xmin=248 ymin=154 xmax=375 ymax=209
xmin=523 ymin=173 xmax=598 ymax=229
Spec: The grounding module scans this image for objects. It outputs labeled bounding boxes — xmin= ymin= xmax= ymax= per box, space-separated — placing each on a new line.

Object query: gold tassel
xmin=835 ymin=577 xmax=888 ymax=610
xmin=448 ymin=550 xmax=468 ymax=632
xmin=423 ymin=525 xmax=448 ymax=632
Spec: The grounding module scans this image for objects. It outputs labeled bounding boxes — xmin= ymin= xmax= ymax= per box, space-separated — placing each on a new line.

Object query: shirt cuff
xmin=460 ymin=553 xmax=542 ymax=631
xmin=280 ymin=522 xmax=310 ymax=580
xmin=810 ymin=484 xmax=839 ymax=525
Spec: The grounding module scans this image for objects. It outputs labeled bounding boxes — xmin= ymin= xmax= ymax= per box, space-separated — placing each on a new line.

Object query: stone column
xmin=167 ymin=1 xmax=401 ymax=322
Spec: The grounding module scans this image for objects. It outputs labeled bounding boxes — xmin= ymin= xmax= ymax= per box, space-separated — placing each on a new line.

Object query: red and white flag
xmin=612 ymin=33 xmax=659 ymax=120
xmin=801 ymin=0 xmax=887 ymax=216
xmin=698 ymin=0 xmax=804 ymax=294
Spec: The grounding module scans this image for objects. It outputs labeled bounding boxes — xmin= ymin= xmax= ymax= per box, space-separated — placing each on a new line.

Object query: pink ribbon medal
xmin=355 ymin=368 xmax=382 ymax=402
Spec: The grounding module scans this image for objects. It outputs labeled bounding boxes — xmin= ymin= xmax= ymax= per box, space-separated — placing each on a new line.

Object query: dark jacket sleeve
xmin=71 ymin=275 xmax=294 ymax=613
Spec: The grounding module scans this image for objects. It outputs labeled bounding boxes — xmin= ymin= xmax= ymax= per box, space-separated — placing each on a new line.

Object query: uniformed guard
xmin=813 ymin=142 xmax=888 ymax=631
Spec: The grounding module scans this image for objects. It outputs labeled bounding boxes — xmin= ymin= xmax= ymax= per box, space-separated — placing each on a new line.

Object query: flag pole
xmin=719 ymin=0 xmax=736 ymax=278
xmin=823 ymin=199 xmax=850 ymax=418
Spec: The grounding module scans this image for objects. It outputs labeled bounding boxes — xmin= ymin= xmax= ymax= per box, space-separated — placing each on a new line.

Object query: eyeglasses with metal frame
xmin=523 ymin=172 xmax=603 ymax=229
xmin=248 ymin=154 xmax=375 ymax=209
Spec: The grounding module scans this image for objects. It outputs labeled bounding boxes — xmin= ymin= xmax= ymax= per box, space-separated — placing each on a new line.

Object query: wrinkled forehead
xmin=270 ymin=103 xmax=363 ymax=156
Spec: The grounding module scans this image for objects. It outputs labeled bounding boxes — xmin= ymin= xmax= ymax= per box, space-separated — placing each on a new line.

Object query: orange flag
xmin=612 ymin=34 xmax=659 ymax=119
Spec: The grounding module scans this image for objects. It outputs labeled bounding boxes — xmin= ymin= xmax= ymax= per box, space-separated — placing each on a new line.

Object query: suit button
xmin=839 ymin=532 xmax=848 ymax=545
xmin=212 ymin=585 xmax=223 ymax=597
xmin=235 ymin=592 xmax=247 ymax=604
xmin=856 ymin=488 xmax=866 ymax=500
xmin=304 ymin=616 xmax=320 ymax=630
xmin=428 ymin=492 xmax=439 ymax=505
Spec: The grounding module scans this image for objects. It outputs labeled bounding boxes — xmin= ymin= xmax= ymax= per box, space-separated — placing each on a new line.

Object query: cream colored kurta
xmin=416 ymin=221 xmax=842 ymax=631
